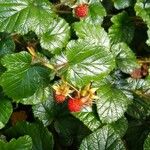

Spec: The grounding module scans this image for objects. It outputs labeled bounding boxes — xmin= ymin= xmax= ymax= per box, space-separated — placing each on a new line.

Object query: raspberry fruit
xmin=54 ymin=94 xmax=66 ymax=103
xmin=141 ymin=63 xmax=149 ymax=77
xmin=131 ymin=68 xmax=142 ymax=79
xmin=52 ymin=81 xmax=73 ymax=103
xmin=11 ymin=111 xmax=27 ymax=126
xmin=68 ymin=98 xmax=83 ymax=112
xmin=74 ymin=4 xmax=89 ymax=18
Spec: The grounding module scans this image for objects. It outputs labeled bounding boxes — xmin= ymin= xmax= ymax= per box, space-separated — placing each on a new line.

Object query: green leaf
xmin=0 ymin=0 xmax=56 ymax=35
xmin=144 ymin=133 xmax=150 ymax=150
xmin=125 ymin=119 xmax=149 ymax=150
xmin=54 ymin=115 xmax=90 ymax=147
xmin=0 ymin=135 xmax=32 ymax=150
xmin=54 ymin=116 xmax=77 ymax=146
xmin=102 ymin=0 xmax=114 ymax=13
xmin=5 ymin=122 xmax=54 ymax=150
xmin=113 ymin=0 xmax=132 ymax=9
xmin=17 ymin=86 xmax=52 ymax=105
xmin=79 ymin=125 xmax=126 ymax=150
xmin=0 ymin=99 xmax=12 ymax=129
xmin=110 ymin=117 xmax=128 ymax=137
xmin=135 ymin=0 xmax=150 ymax=46
xmin=40 ymin=18 xmax=70 ymax=54
xmin=73 ymin=22 xmax=110 ymax=47
xmin=0 ymin=65 xmax=5 ymax=76
xmin=73 ymin=112 xmax=101 ymax=131
xmin=56 ymin=40 xmax=115 ymax=87
xmin=111 ymin=43 xmax=139 ymax=73
xmin=32 ymin=87 xmax=69 ymax=126
xmin=84 ymin=0 xmax=106 ymax=24
xmin=0 ymin=33 xmax=15 ymax=58
xmin=108 ymin=72 xmax=134 ymax=99
xmin=32 ymin=89 xmax=55 ymax=126
xmin=126 ymin=77 xmax=150 ymax=91
xmin=109 ymin=12 xmax=135 ymax=44
xmin=147 ymin=26 xmax=150 ymax=46
xmin=96 ymin=81 xmax=131 ymax=123
xmin=95 ymin=72 xmax=134 ymax=103
xmin=135 ymin=0 xmax=150 ymax=24
xmin=0 ymin=51 xmax=50 ymax=99
xmin=127 ymin=94 xmax=150 ymax=119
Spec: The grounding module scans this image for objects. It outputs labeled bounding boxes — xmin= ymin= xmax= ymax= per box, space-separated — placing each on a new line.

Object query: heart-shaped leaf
xmin=96 ymin=81 xmax=131 ymax=123
xmin=0 ymin=52 xmax=51 ymax=99
xmin=79 ymin=125 xmax=126 ymax=150
xmin=144 ymin=133 xmax=150 ymax=150
xmin=73 ymin=112 xmax=101 ymax=131
xmin=109 ymin=12 xmax=135 ymax=44
xmin=135 ymin=0 xmax=150 ymax=46
xmin=73 ymin=22 xmax=110 ymax=47
xmin=110 ymin=117 xmax=128 ymax=137
xmin=17 ymin=86 xmax=52 ymax=105
xmin=40 ymin=18 xmax=70 ymax=54
xmin=5 ymin=122 xmax=54 ymax=150
xmin=113 ymin=0 xmax=132 ymax=9
xmin=54 ymin=40 xmax=115 ymax=87
xmin=111 ymin=43 xmax=139 ymax=73
xmin=0 ymin=135 xmax=32 ymax=150
xmin=0 ymin=33 xmax=15 ymax=58
xmin=0 ymin=0 xmax=56 ymax=35
xmin=85 ymin=0 xmax=106 ymax=24
xmin=0 ymin=99 xmax=13 ymax=129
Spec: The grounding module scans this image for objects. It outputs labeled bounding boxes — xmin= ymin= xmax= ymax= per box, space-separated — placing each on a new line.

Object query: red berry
xmin=68 ymin=98 xmax=83 ymax=112
xmin=131 ymin=68 xmax=142 ymax=79
xmin=141 ymin=63 xmax=149 ymax=77
xmin=74 ymin=4 xmax=88 ymax=18
xmin=54 ymin=94 xmax=66 ymax=103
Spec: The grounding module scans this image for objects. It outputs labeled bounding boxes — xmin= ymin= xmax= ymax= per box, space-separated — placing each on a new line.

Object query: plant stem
xmin=66 ymin=82 xmax=80 ymax=93
xmin=27 ymin=46 xmax=55 ymax=70
xmin=42 ymin=62 xmax=55 ymax=70
xmin=138 ymin=60 xmax=150 ymax=63
xmin=55 ymin=10 xmax=72 ymax=14
xmin=55 ymin=63 xmax=67 ymax=70
xmin=27 ymin=46 xmax=37 ymax=57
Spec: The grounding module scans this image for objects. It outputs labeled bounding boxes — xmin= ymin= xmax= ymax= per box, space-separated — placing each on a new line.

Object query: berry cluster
xmin=74 ymin=3 xmax=89 ymax=18
xmin=53 ymin=81 xmax=97 ymax=112
xmin=130 ymin=63 xmax=149 ymax=79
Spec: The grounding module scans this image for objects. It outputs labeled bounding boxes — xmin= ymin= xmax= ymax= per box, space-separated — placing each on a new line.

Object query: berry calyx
xmin=80 ymin=84 xmax=98 ymax=105
xmin=68 ymin=98 xmax=83 ymax=112
xmin=54 ymin=94 xmax=66 ymax=103
xmin=52 ymin=81 xmax=73 ymax=103
xmin=74 ymin=4 xmax=89 ymax=18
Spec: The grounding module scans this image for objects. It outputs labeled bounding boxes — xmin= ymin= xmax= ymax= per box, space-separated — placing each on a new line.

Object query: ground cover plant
xmin=0 ymin=0 xmax=150 ymax=149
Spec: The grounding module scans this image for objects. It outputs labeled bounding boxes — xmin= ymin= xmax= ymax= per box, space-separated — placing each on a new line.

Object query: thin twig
xmin=56 ymin=10 xmax=72 ymax=14
xmin=27 ymin=47 xmax=55 ymax=70
xmin=66 ymin=82 xmax=80 ymax=93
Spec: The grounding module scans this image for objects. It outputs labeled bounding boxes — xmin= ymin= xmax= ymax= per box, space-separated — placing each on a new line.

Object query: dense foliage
xmin=0 ymin=0 xmax=150 ymax=149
